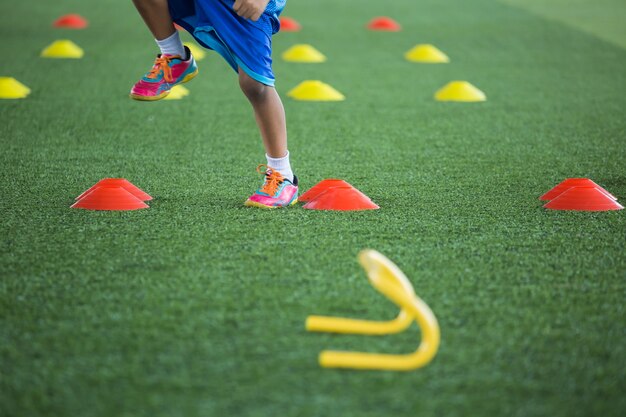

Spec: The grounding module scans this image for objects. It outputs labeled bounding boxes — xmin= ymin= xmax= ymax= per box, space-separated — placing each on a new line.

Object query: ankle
xmin=266 ymin=152 xmax=294 ymax=182
xmin=155 ymin=30 xmax=185 ymax=57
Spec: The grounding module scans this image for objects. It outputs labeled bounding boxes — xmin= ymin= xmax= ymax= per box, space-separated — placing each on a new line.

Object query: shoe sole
xmin=244 ymin=198 xmax=299 ymax=209
xmin=129 ymin=68 xmax=199 ymax=101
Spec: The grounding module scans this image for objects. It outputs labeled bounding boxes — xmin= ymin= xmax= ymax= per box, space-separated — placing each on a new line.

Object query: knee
xmin=239 ymin=72 xmax=268 ymax=102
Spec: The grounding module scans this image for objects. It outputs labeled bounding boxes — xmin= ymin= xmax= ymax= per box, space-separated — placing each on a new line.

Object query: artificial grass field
xmin=1 ymin=0 xmax=625 ymax=416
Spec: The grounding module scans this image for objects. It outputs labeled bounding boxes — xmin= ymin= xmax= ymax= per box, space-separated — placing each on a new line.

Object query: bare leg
xmin=238 ymin=69 xmax=288 ymax=158
xmin=131 ymin=0 xmax=176 ymax=40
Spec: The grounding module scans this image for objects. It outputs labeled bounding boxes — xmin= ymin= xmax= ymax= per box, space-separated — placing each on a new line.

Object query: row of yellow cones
xmin=189 ymin=38 xmax=483 ymax=102
xmin=39 ymin=40 xmax=475 ymax=102
xmin=0 ymin=75 xmax=483 ymax=103
xmin=166 ymin=79 xmax=484 ymax=103
xmin=282 ymin=43 xmax=485 ymax=102
xmin=283 ymin=43 xmax=450 ymax=64
xmin=2 ymin=39 xmax=483 ymax=102
xmin=287 ymin=80 xmax=485 ymax=102
xmin=62 ymin=41 xmax=432 ymax=65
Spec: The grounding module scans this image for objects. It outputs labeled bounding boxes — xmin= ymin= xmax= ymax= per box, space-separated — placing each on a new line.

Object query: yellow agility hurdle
xmin=306 ymin=249 xmax=440 ymax=371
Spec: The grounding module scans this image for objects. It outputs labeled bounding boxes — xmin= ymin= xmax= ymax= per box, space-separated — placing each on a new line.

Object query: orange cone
xmin=303 ymin=186 xmax=379 ymax=211
xmin=76 ymin=178 xmax=152 ymax=201
xmin=300 ymin=179 xmax=353 ymax=202
xmin=540 ymin=178 xmax=616 ymax=201
xmin=71 ymin=187 xmax=149 ymax=211
xmin=367 ymin=17 xmax=401 ymax=32
xmin=280 ymin=17 xmax=302 ymax=32
xmin=53 ymin=14 xmax=88 ymax=29
xmin=543 ymin=187 xmax=623 ymax=211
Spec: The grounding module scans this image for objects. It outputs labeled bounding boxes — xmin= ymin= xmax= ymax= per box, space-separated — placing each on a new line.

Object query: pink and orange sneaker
xmin=130 ymin=46 xmax=198 ymax=101
xmin=245 ymin=165 xmax=299 ymax=209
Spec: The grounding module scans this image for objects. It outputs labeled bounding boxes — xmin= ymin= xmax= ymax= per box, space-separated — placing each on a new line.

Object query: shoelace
xmin=257 ymin=164 xmax=284 ymax=196
xmin=147 ymin=55 xmax=179 ymax=82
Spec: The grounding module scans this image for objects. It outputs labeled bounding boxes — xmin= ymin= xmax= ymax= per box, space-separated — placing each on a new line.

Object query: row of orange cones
xmin=71 ymin=178 xmax=380 ymax=211
xmin=52 ymin=14 xmax=397 ymax=33
xmin=279 ymin=16 xmax=401 ymax=33
xmin=72 ymin=177 xmax=622 ymax=212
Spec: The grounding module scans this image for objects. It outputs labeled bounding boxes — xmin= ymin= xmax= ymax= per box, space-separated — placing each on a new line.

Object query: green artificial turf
xmin=500 ymin=0 xmax=626 ymax=48
xmin=1 ymin=0 xmax=625 ymax=416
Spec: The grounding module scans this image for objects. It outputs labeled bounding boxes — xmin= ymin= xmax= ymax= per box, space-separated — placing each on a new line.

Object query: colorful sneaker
xmin=244 ymin=165 xmax=299 ymax=209
xmin=130 ymin=46 xmax=198 ymax=101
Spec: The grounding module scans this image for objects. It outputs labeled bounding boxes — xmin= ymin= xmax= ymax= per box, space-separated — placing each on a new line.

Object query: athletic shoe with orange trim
xmin=130 ymin=46 xmax=198 ymax=101
xmin=244 ymin=165 xmax=298 ymax=209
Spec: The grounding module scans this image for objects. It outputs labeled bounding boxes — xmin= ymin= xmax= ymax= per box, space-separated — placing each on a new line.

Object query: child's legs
xmin=132 ymin=0 xmax=176 ymax=39
xmin=238 ymin=69 xmax=288 ymax=158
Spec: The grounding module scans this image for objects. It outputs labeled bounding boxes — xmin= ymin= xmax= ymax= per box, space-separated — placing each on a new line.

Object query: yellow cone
xmin=184 ymin=42 xmax=206 ymax=61
xmin=282 ymin=44 xmax=326 ymax=63
xmin=41 ymin=40 xmax=84 ymax=58
xmin=405 ymin=44 xmax=449 ymax=63
xmin=0 ymin=77 xmax=31 ymax=99
xmin=164 ymin=85 xmax=190 ymax=100
xmin=434 ymin=81 xmax=486 ymax=102
xmin=287 ymin=80 xmax=345 ymax=101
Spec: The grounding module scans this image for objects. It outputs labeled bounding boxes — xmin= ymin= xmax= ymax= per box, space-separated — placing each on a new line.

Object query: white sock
xmin=155 ymin=30 xmax=186 ymax=58
xmin=266 ymin=151 xmax=294 ymax=182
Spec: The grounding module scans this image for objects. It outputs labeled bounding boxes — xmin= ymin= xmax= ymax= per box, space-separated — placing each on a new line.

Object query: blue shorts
xmin=168 ymin=0 xmax=285 ymax=86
